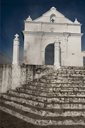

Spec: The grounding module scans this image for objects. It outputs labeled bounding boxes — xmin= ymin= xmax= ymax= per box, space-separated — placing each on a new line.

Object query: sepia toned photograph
xmin=0 ymin=0 xmax=85 ymax=128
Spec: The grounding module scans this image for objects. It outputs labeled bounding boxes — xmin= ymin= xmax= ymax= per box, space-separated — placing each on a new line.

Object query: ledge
xmin=22 ymin=31 xmax=84 ymax=37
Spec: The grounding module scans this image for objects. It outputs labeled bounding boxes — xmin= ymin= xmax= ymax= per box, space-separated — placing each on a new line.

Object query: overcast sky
xmin=1 ymin=0 xmax=85 ymax=61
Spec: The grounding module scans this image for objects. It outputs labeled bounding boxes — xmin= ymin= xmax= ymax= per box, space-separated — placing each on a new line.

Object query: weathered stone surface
xmin=0 ymin=66 xmax=85 ymax=126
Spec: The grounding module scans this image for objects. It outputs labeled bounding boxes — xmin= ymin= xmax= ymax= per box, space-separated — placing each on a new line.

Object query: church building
xmin=22 ymin=7 xmax=85 ymax=67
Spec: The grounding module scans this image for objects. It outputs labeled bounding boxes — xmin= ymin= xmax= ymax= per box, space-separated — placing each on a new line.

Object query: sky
xmin=1 ymin=0 xmax=85 ymax=61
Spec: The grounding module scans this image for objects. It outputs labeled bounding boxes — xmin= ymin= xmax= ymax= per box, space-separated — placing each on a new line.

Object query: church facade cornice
xmin=22 ymin=31 xmax=83 ymax=37
xmin=24 ymin=20 xmax=82 ymax=26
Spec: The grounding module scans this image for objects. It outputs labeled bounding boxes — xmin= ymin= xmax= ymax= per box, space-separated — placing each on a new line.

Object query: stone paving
xmin=0 ymin=66 xmax=85 ymax=127
xmin=0 ymin=110 xmax=85 ymax=128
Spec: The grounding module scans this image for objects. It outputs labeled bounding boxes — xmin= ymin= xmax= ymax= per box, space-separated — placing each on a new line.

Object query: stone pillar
xmin=12 ymin=34 xmax=20 ymax=65
xmin=54 ymin=38 xmax=60 ymax=68
xmin=41 ymin=50 xmax=45 ymax=65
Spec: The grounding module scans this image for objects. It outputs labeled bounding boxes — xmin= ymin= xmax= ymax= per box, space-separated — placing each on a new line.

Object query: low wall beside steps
xmin=0 ymin=64 xmax=54 ymax=93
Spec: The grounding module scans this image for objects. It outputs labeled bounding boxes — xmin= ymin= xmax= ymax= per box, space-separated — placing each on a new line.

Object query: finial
xmin=29 ymin=15 xmax=31 ymax=18
xmin=15 ymin=34 xmax=19 ymax=39
xmin=51 ymin=7 xmax=56 ymax=10
xmin=74 ymin=18 xmax=80 ymax=24
xmin=26 ymin=15 xmax=32 ymax=21
xmin=75 ymin=18 xmax=77 ymax=21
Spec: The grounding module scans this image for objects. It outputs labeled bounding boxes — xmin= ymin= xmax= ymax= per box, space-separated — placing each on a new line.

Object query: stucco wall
xmin=25 ymin=22 xmax=81 ymax=33
xmin=22 ymin=7 xmax=84 ymax=66
xmin=0 ymin=65 xmax=12 ymax=94
xmin=0 ymin=64 xmax=54 ymax=94
xmin=23 ymin=31 xmax=83 ymax=66
xmin=24 ymin=34 xmax=41 ymax=64
xmin=67 ymin=36 xmax=83 ymax=66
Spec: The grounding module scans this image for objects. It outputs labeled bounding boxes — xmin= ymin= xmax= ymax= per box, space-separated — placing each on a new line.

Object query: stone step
xmin=1 ymin=66 xmax=85 ymax=126
xmin=57 ymin=68 xmax=85 ymax=71
xmin=1 ymin=98 xmax=85 ymax=118
xmin=57 ymin=74 xmax=85 ymax=77
xmin=28 ymin=82 xmax=85 ymax=88
xmin=2 ymin=94 xmax=85 ymax=109
xmin=7 ymin=90 xmax=85 ymax=103
xmin=21 ymin=85 xmax=85 ymax=92
xmin=61 ymin=66 xmax=85 ymax=70
xmin=15 ymin=86 xmax=85 ymax=94
xmin=33 ymin=81 xmax=85 ymax=86
xmin=50 ymin=74 xmax=85 ymax=78
xmin=20 ymin=88 xmax=85 ymax=94
xmin=14 ymin=88 xmax=85 ymax=97
xmin=7 ymin=90 xmax=85 ymax=98
xmin=50 ymin=71 xmax=85 ymax=76
xmin=42 ymin=75 xmax=84 ymax=79
xmin=37 ymin=79 xmax=84 ymax=84
xmin=56 ymin=71 xmax=85 ymax=74
xmin=2 ymin=97 xmax=85 ymax=112
xmin=0 ymin=102 xmax=85 ymax=126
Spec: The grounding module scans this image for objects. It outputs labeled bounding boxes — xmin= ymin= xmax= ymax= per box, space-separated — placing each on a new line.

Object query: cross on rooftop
xmin=15 ymin=34 xmax=19 ymax=38
xmin=51 ymin=18 xmax=55 ymax=23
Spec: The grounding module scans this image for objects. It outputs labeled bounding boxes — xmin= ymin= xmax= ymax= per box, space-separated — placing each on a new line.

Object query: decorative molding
xmin=63 ymin=32 xmax=71 ymax=39
xmin=22 ymin=31 xmax=83 ymax=37
xmin=24 ymin=20 xmax=82 ymax=26
xmin=55 ymin=37 xmax=60 ymax=43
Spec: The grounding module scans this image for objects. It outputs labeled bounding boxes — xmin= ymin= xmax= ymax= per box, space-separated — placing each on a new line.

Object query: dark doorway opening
xmin=45 ymin=44 xmax=54 ymax=65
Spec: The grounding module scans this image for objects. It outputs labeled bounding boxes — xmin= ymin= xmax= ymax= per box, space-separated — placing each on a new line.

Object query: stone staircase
xmin=0 ymin=66 xmax=85 ymax=127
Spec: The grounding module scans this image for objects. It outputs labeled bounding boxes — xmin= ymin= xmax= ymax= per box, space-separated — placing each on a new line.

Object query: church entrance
xmin=45 ymin=44 xmax=54 ymax=65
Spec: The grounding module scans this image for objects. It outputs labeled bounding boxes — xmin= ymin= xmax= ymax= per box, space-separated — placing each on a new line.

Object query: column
xmin=12 ymin=34 xmax=20 ymax=65
xmin=41 ymin=50 xmax=45 ymax=65
xmin=54 ymin=38 xmax=60 ymax=68
xmin=65 ymin=38 xmax=68 ymax=59
xmin=12 ymin=34 xmax=21 ymax=89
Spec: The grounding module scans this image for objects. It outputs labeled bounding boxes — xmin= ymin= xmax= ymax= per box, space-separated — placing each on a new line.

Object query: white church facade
xmin=22 ymin=7 xmax=85 ymax=67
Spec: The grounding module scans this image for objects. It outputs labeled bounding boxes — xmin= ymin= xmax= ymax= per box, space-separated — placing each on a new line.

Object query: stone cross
xmin=12 ymin=34 xmax=20 ymax=65
xmin=15 ymin=34 xmax=19 ymax=39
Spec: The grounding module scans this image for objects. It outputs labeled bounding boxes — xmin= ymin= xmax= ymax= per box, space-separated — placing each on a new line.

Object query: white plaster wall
xmin=24 ymin=34 xmax=42 ymax=64
xmin=67 ymin=25 xmax=81 ymax=33
xmin=34 ymin=17 xmax=73 ymax=24
xmin=34 ymin=7 xmax=73 ymax=24
xmin=41 ymin=24 xmax=65 ymax=32
xmin=23 ymin=29 xmax=83 ymax=66
xmin=25 ymin=22 xmax=41 ymax=31
xmin=23 ymin=7 xmax=83 ymax=66
xmin=25 ymin=22 xmax=81 ymax=34
xmin=0 ymin=65 xmax=12 ymax=93
xmin=67 ymin=36 xmax=83 ymax=66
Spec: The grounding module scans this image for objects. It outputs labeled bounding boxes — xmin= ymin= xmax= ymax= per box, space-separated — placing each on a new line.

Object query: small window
xmin=50 ymin=14 xmax=56 ymax=23
xmin=51 ymin=18 xmax=55 ymax=23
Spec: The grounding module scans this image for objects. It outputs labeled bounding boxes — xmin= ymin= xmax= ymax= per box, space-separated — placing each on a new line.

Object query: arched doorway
xmin=45 ymin=44 xmax=54 ymax=65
